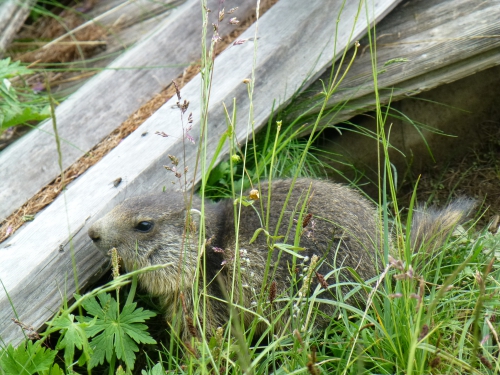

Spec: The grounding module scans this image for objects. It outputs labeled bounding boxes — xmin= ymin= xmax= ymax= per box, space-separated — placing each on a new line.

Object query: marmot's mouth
xmin=144 ymin=246 xmax=158 ymax=263
xmin=121 ymin=257 xmax=147 ymax=273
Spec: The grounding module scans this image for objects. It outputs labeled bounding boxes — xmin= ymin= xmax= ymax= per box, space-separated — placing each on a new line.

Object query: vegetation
xmin=0 ymin=58 xmax=50 ymax=136
xmin=1 ymin=0 xmax=500 ymax=374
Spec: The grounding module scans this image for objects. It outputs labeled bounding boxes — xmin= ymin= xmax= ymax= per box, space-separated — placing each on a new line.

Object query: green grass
xmin=3 ymin=226 xmax=497 ymax=374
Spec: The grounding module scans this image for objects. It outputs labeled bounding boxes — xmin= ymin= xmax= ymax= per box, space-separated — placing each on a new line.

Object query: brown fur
xmin=88 ymin=178 xmax=470 ymax=340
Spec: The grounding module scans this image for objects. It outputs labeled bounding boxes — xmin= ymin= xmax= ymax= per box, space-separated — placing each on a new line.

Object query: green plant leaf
xmin=249 ymin=227 xmax=266 ymax=243
xmin=249 ymin=227 xmax=283 ymax=244
xmin=1 ymin=105 xmax=50 ymax=128
xmin=0 ymin=58 xmax=31 ymax=78
xmin=273 ymin=243 xmax=305 ymax=258
xmin=384 ymin=57 xmax=410 ymax=66
xmin=141 ymin=363 xmax=164 ymax=375
xmin=114 ymin=329 xmax=139 ymax=369
xmin=40 ymin=362 xmax=65 ymax=375
xmin=206 ymin=161 xmax=230 ymax=186
xmin=85 ymin=292 xmax=113 ymax=322
xmin=0 ymin=340 xmax=57 ymax=375
xmin=86 ymin=327 xmax=114 ymax=367
xmin=234 ymin=196 xmax=255 ymax=207
xmin=0 ymin=58 xmax=50 ymax=132
xmin=82 ymin=293 xmax=156 ymax=370
xmin=52 ymin=313 xmax=93 ymax=369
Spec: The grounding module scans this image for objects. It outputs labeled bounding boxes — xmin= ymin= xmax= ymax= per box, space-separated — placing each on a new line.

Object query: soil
xmin=397 ymin=121 xmax=500 ymax=228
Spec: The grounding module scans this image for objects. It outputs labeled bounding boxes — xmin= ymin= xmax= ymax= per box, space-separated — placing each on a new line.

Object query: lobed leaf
xmin=0 ymin=341 xmax=57 ymax=375
xmin=52 ymin=314 xmax=93 ymax=369
xmin=82 ymin=292 xmax=156 ymax=370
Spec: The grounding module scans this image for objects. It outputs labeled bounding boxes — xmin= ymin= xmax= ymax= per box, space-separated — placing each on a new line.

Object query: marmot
xmin=88 ymin=178 xmax=472 ymax=339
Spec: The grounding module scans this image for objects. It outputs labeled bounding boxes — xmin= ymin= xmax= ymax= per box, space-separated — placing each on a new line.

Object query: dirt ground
xmin=397 ymin=121 xmax=500 ymax=227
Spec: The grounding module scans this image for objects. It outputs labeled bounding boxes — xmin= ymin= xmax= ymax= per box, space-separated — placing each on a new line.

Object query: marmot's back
xmin=213 ymin=179 xmax=382 ymax=289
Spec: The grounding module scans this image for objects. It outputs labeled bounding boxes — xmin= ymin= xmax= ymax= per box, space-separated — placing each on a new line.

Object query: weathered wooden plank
xmin=50 ymin=0 xmax=186 ymax=72
xmin=0 ymin=0 xmax=36 ymax=57
xmin=285 ymin=0 xmax=500 ymax=129
xmin=5 ymin=0 xmax=184 ymax=98
xmin=0 ymin=0 xmax=260 ymax=223
xmin=325 ymin=47 xmax=500 ymax=124
xmin=85 ymin=0 xmax=183 ymax=27
xmin=0 ymin=0 xmax=400 ymax=346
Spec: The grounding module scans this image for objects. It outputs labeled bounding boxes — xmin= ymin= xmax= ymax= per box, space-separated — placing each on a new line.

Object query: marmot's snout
xmin=87 ymin=221 xmax=102 ymax=247
xmin=88 ymin=226 xmax=100 ymax=243
xmin=88 ymin=220 xmax=121 ymax=257
xmin=88 ymin=222 xmax=108 ymax=255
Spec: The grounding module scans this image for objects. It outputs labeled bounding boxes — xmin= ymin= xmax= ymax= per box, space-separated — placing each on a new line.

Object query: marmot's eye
xmin=135 ymin=221 xmax=154 ymax=232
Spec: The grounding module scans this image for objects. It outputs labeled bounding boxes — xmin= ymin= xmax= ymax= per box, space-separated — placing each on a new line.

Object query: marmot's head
xmin=88 ymin=192 xmax=202 ymax=295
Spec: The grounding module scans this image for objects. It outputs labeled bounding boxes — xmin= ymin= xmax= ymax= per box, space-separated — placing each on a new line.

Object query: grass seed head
xmin=185 ymin=316 xmax=198 ymax=339
xmin=479 ymin=354 xmax=493 ymax=370
xmin=293 ymin=329 xmax=303 ymax=345
xmin=109 ymin=247 xmax=121 ymax=280
xmin=429 ymin=356 xmax=441 ymax=368
xmin=172 ymin=80 xmax=181 ymax=101
xmin=418 ymin=324 xmax=429 ymax=341
xmin=315 ymin=271 xmax=328 ymax=289
xmin=307 ymin=347 xmax=319 ymax=375
xmin=269 ymin=281 xmax=277 ymax=304
xmin=302 ymin=213 xmax=313 ymax=228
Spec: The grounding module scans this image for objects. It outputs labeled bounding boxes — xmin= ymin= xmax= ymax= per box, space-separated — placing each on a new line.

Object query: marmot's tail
xmin=411 ymin=198 xmax=475 ymax=253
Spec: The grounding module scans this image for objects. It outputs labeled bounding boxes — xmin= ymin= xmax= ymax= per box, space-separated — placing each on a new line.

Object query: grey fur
xmin=411 ymin=197 xmax=475 ymax=253
xmin=88 ymin=178 xmax=470 ymax=339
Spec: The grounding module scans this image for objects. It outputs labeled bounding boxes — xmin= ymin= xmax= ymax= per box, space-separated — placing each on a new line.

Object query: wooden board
xmin=1 ymin=0 xmax=180 ymax=59
xmin=45 ymin=0 xmax=187 ymax=95
xmin=284 ymin=0 xmax=500 ymax=129
xmin=0 ymin=0 xmax=400 ymax=346
xmin=0 ymin=0 xmax=36 ymax=57
xmin=0 ymin=0 xmax=261 ymax=223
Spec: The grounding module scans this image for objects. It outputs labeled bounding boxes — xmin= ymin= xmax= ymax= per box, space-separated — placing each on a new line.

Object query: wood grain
xmin=0 ymin=0 xmax=260 ymax=222
xmin=285 ymin=0 xmax=500 ymax=130
xmin=46 ymin=0 xmax=186 ymax=94
xmin=0 ymin=0 xmax=36 ymax=57
xmin=0 ymin=0 xmax=400 ymax=345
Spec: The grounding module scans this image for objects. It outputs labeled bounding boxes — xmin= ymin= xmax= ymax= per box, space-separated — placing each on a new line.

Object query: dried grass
xmin=0 ymin=0 xmax=278 ymax=243
xmin=14 ymin=6 xmax=106 ymax=64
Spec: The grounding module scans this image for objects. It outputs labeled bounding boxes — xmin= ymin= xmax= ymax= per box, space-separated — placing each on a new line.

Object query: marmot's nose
xmin=88 ymin=226 xmax=100 ymax=242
